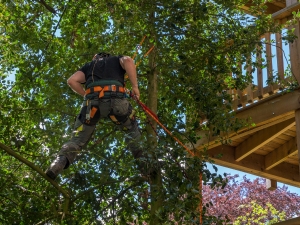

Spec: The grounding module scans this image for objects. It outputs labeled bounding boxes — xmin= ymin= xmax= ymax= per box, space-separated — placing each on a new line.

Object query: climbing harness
xmin=84 ymin=85 xmax=126 ymax=124
xmin=85 ymin=85 xmax=125 ymax=98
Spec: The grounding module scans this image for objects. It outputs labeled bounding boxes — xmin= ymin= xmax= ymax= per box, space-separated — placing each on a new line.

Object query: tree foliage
xmin=233 ymin=201 xmax=286 ymax=225
xmin=0 ymin=0 xmax=296 ymax=224
xmin=203 ymin=175 xmax=300 ymax=224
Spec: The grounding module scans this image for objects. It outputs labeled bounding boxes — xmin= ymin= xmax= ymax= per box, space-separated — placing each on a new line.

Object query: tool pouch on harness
xmin=109 ymin=98 xmax=135 ymax=130
xmin=111 ymin=98 xmax=129 ymax=116
xmin=79 ymin=99 xmax=100 ymax=126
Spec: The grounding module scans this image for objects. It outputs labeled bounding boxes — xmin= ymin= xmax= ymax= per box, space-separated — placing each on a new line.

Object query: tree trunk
xmin=146 ymin=47 xmax=163 ymax=225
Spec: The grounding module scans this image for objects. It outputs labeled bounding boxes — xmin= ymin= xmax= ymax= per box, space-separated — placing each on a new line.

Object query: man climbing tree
xmin=2 ymin=0 xmax=295 ymax=224
xmin=45 ymin=52 xmax=145 ymax=180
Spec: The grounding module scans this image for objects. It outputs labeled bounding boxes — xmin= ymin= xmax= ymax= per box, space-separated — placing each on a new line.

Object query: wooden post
xmin=289 ymin=20 xmax=300 ymax=85
xmin=295 ymin=109 xmax=300 ymax=177
xmin=232 ymin=88 xmax=238 ymax=110
xmin=237 ymin=63 xmax=244 ymax=108
xmin=237 ymin=90 xmax=244 ymax=108
xmin=246 ymin=55 xmax=253 ymax=103
xmin=256 ymin=45 xmax=264 ymax=99
xmin=266 ymin=179 xmax=277 ymax=190
xmin=265 ymin=32 xmax=274 ymax=94
xmin=275 ymin=32 xmax=285 ymax=88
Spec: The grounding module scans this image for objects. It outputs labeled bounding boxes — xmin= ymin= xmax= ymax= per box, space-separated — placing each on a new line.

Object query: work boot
xmin=45 ymin=155 xmax=68 ymax=180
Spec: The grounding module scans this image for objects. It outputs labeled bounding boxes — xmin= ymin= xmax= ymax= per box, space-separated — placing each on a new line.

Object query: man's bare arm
xmin=120 ymin=56 xmax=140 ymax=99
xmin=67 ymin=71 xmax=86 ymax=97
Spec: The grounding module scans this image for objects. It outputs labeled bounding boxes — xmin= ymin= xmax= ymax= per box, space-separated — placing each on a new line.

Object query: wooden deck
xmin=195 ymin=0 xmax=300 ymax=189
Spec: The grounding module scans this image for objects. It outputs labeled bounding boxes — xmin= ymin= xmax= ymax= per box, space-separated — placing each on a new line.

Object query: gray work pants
xmin=58 ymin=97 xmax=142 ymax=168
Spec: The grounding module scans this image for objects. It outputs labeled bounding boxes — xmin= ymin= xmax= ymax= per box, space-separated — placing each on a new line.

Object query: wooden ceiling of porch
xmin=194 ymin=0 xmax=300 ymax=188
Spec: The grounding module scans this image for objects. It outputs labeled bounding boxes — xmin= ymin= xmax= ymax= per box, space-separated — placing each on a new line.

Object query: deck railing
xmin=228 ymin=1 xmax=300 ymax=111
xmin=229 ymin=28 xmax=297 ymax=111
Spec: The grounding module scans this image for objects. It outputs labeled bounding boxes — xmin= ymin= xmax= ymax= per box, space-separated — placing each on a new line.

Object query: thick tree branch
xmin=0 ymin=142 xmax=69 ymax=199
xmin=39 ymin=0 xmax=56 ymax=14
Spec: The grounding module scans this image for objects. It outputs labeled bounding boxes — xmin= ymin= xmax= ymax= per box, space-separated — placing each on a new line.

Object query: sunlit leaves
xmin=0 ymin=0 xmax=294 ymax=224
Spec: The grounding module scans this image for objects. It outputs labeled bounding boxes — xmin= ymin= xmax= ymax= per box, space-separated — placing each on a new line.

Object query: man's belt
xmin=85 ymin=85 xmax=125 ymax=98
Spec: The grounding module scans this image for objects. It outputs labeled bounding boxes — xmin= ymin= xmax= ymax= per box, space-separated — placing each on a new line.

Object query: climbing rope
xmin=131 ymin=94 xmax=195 ymax=157
xmin=130 ymin=36 xmax=202 ymax=222
xmin=130 ymin=36 xmax=194 ymax=155
xmin=132 ymin=35 xmax=147 ymax=60
xmin=128 ymin=91 xmax=203 ymax=221
xmin=135 ymin=45 xmax=155 ymax=68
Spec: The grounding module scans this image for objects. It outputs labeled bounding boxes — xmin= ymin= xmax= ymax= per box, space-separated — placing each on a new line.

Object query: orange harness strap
xmin=85 ymin=85 xmax=125 ymax=98
xmin=90 ymin=107 xmax=98 ymax=118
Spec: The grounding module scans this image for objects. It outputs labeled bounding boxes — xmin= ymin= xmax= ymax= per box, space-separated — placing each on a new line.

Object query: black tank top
xmin=79 ymin=56 xmax=126 ymax=88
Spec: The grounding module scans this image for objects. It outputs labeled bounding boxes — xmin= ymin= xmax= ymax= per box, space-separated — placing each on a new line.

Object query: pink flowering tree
xmin=203 ymin=174 xmax=300 ymax=223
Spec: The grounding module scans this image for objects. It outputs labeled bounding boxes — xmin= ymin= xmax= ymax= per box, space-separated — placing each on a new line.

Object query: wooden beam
xmin=200 ymin=83 xmax=300 ymax=127
xmin=241 ymin=1 xmax=284 ymax=15
xmin=232 ymin=112 xmax=295 ymax=140
xmin=265 ymin=2 xmax=284 ymax=14
xmin=270 ymin=0 xmax=286 ymax=8
xmin=265 ymin=137 xmax=297 ymax=170
xmin=205 ymin=145 xmax=300 ymax=187
xmin=295 ymin=109 xmax=300 ymax=176
xmin=235 ymin=118 xmax=295 ymax=161
xmin=266 ymin=179 xmax=277 ymax=190
xmin=273 ymin=2 xmax=300 ymax=20
xmin=236 ymin=89 xmax=300 ymax=124
xmin=242 ymin=0 xmax=299 ymax=21
xmin=195 ymin=90 xmax=300 ymax=151
xmin=240 ymin=1 xmax=254 ymax=14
